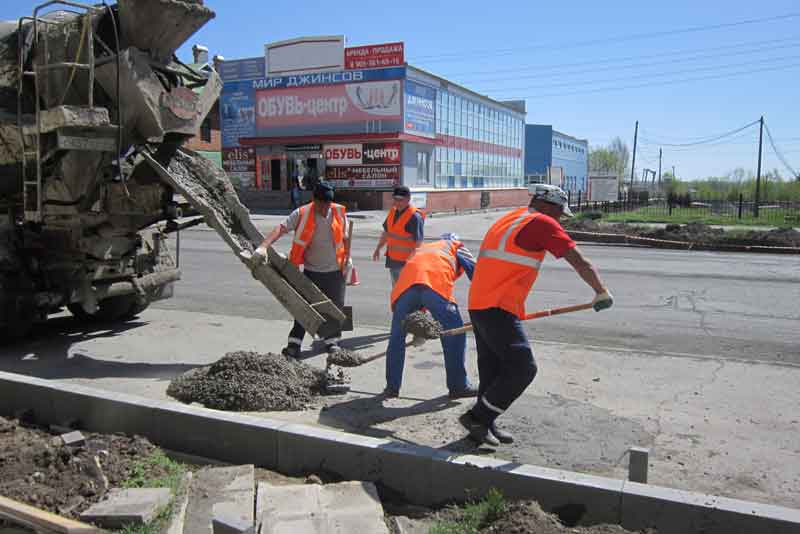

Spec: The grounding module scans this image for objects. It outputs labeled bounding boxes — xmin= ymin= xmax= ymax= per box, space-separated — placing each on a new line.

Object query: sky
xmin=4 ymin=0 xmax=799 ymax=181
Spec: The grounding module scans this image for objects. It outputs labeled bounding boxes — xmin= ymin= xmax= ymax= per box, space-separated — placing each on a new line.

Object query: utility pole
xmin=754 ymin=115 xmax=764 ymax=218
xmin=672 ymin=165 xmax=675 ymax=180
xmin=658 ymin=148 xmax=662 ymax=184
xmin=630 ymin=121 xmax=638 ymax=188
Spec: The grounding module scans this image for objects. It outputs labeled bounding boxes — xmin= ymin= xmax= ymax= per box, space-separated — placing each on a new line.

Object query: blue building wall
xmin=552 ymin=131 xmax=588 ymax=195
xmin=525 ymin=125 xmax=588 ymax=194
xmin=525 ymin=125 xmax=553 ymax=175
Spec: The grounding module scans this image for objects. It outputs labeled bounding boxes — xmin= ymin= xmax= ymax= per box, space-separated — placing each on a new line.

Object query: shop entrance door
xmin=271 ymin=159 xmax=281 ymax=191
xmin=256 ymin=157 xmax=285 ymax=191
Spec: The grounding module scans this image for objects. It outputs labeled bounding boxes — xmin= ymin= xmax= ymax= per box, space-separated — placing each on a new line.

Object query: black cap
xmin=313 ymin=181 xmax=335 ymax=201
xmin=392 ymin=185 xmax=411 ymax=199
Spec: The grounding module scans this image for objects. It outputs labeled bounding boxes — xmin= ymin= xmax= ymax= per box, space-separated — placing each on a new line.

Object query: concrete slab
xmin=392 ymin=516 xmax=434 ymax=534
xmin=79 ymin=487 xmax=171 ymax=528
xmin=212 ymin=501 xmax=255 ymax=534
xmin=165 ymin=472 xmax=193 ymax=534
xmin=183 ymin=465 xmax=255 ymax=534
xmin=258 ymin=481 xmax=389 ymax=534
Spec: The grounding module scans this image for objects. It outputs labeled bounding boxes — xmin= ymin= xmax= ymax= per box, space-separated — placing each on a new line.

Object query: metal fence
xmin=567 ymin=191 xmax=800 ymax=225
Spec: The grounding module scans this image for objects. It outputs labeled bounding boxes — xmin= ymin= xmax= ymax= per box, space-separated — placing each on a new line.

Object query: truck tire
xmin=68 ymin=295 xmax=149 ymax=323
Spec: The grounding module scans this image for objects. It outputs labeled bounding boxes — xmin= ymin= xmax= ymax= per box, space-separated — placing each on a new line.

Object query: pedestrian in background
xmin=459 ymin=184 xmax=614 ymax=446
xmin=383 ymin=233 xmax=477 ymax=399
xmin=372 ymin=186 xmax=425 ymax=285
xmin=289 ymin=178 xmax=301 ymax=210
xmin=253 ymin=181 xmax=348 ymax=357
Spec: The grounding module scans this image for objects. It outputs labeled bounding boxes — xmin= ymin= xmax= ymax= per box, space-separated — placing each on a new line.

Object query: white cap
xmin=528 ymin=184 xmax=573 ymax=217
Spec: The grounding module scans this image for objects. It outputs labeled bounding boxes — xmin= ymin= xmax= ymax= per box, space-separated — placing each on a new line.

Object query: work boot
xmin=281 ymin=344 xmax=300 ymax=359
xmin=380 ymin=386 xmax=399 ymax=398
xmin=448 ymin=384 xmax=479 ymax=399
xmin=458 ymin=411 xmax=500 ymax=447
xmin=490 ymin=422 xmax=514 ymax=444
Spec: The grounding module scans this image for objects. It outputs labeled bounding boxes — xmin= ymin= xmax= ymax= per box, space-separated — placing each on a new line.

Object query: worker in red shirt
xmin=459 ymin=184 xmax=613 ymax=446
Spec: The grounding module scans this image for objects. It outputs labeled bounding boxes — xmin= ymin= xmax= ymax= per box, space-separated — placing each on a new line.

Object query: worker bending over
xmin=460 ymin=184 xmax=613 ymax=446
xmin=384 ymin=233 xmax=478 ymax=399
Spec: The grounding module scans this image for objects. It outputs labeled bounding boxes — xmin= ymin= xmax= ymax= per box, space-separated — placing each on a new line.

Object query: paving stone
xmin=258 ymin=481 xmax=389 ymax=534
xmin=183 ymin=465 xmax=254 ymax=534
xmin=392 ymin=516 xmax=434 ymax=534
xmin=79 ymin=487 xmax=171 ymax=528
xmin=59 ymin=430 xmax=85 ymax=447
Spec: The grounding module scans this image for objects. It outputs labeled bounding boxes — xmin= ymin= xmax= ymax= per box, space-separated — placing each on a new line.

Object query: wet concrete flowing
xmin=326 ymin=348 xmax=365 ymax=367
xmin=167 ymin=351 xmax=327 ymax=411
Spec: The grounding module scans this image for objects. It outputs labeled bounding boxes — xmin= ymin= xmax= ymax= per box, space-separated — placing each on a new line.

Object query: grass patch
xmin=116 ymin=451 xmax=188 ymax=534
xmin=429 ymin=488 xmax=507 ymax=534
xmin=603 ymin=206 xmax=797 ymax=226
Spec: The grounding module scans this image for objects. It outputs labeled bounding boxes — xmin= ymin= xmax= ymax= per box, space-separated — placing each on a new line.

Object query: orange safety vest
xmin=468 ymin=208 xmax=546 ymax=318
xmin=391 ymin=239 xmax=464 ymax=306
xmin=288 ymin=202 xmax=347 ymax=268
xmin=385 ymin=205 xmax=424 ymax=263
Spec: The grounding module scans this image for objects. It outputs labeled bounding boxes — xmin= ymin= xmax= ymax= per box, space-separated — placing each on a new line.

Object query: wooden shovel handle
xmin=360 ymin=339 xmax=414 ymax=365
xmin=439 ymin=302 xmax=595 ymax=338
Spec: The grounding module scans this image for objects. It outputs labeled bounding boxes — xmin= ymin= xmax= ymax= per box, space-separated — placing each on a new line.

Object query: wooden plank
xmin=0 ymin=495 xmax=105 ymax=534
xmin=267 ymin=248 xmax=346 ymax=323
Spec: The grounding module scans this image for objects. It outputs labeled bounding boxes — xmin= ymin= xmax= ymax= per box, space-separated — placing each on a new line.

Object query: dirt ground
xmin=0 ymin=416 xmax=171 ymax=520
xmin=167 ymin=351 xmax=329 ymax=411
xmin=564 ymin=219 xmax=800 ymax=248
xmin=480 ymin=501 xmax=653 ymax=533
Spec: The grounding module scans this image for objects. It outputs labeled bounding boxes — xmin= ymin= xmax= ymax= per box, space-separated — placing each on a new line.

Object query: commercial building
xmin=219 ymin=37 xmax=527 ymax=212
xmin=525 ymin=125 xmax=588 ymax=196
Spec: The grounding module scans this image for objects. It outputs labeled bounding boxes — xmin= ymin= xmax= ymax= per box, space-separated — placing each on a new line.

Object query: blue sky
xmin=4 ymin=0 xmax=799 ymax=180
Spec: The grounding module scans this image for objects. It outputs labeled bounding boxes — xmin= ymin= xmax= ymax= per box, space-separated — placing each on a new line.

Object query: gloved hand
xmin=252 ymin=245 xmax=268 ymax=266
xmin=592 ymin=289 xmax=614 ymax=312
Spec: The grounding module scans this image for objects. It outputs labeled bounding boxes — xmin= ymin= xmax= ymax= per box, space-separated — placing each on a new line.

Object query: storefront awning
xmin=238 ymin=132 xmax=437 ymax=147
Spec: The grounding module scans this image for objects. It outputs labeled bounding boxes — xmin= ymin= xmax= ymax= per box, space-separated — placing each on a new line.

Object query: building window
xmin=200 ymin=117 xmax=212 ymax=143
xmin=417 ymin=151 xmax=430 ymax=184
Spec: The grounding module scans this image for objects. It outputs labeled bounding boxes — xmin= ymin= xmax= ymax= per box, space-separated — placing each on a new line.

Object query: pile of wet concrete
xmin=167 ymin=351 xmax=327 ymax=411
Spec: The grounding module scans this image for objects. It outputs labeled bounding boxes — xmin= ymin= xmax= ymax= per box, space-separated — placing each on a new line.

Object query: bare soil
xmin=564 ymin=219 xmax=800 ymax=248
xmin=482 ymin=500 xmax=654 ymax=533
xmin=167 ymin=351 xmax=328 ymax=411
xmin=0 ymin=416 xmax=169 ymax=520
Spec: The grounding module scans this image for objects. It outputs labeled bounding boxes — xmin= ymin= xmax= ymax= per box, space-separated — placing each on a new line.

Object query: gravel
xmin=167 ymin=351 xmax=328 ymax=411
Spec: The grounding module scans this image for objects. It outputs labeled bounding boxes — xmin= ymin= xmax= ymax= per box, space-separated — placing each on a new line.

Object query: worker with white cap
xmin=459 ymin=184 xmax=614 ymax=446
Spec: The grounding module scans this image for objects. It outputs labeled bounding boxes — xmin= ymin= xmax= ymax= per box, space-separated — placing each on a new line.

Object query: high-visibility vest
xmin=391 ymin=239 xmax=463 ymax=306
xmin=288 ymin=202 xmax=347 ymax=268
xmin=385 ymin=205 xmax=424 ymax=262
xmin=468 ymin=208 xmax=546 ymax=318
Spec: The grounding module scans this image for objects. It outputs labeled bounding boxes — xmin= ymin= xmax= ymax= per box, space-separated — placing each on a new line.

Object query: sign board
xmin=255 ymin=80 xmax=401 ymax=135
xmin=325 ymin=165 xmax=400 ymax=188
xmin=404 ymin=80 xmax=436 ymax=138
xmin=218 ymin=57 xmax=266 ymax=81
xmin=588 ymin=175 xmax=619 ymax=202
xmin=345 ymin=42 xmax=404 ymax=70
xmin=220 ymin=80 xmax=256 ymax=147
xmin=222 ymin=146 xmax=256 ymax=188
xmin=266 ymin=36 xmax=344 ymax=75
xmin=285 ymin=144 xmax=322 ymax=152
xmin=410 ymin=192 xmax=427 ymax=209
xmin=323 ymin=142 xmax=401 ymax=166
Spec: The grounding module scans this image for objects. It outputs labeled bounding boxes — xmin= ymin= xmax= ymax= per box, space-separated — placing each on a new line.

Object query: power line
xmin=442 ymin=36 xmax=800 ymax=78
xmin=459 ymin=39 xmax=800 ymax=84
xmin=410 ymin=12 xmax=800 ymax=63
xmin=480 ymin=54 xmax=800 ymax=94
xmin=763 ymin=121 xmax=800 ymax=178
xmin=504 ymin=61 xmax=800 ymax=99
xmin=639 ymin=127 xmax=759 ymax=151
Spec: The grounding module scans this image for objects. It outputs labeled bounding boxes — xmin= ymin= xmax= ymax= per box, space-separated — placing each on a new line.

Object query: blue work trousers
xmin=386 ymin=284 xmax=470 ymax=393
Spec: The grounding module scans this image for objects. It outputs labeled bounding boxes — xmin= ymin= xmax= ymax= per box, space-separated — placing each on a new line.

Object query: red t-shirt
xmin=514 ymin=212 xmax=576 ymax=258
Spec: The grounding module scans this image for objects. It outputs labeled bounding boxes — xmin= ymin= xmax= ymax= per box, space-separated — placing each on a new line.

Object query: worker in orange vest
xmin=383 ymin=233 xmax=478 ymax=399
xmin=459 ymin=184 xmax=614 ymax=446
xmin=372 ymin=186 xmax=425 ymax=285
xmin=253 ymin=181 xmax=349 ymax=357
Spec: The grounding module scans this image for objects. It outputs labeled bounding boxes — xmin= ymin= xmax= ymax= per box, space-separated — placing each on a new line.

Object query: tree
xmin=609 ymin=137 xmax=630 ymax=180
xmin=589 ymin=148 xmax=617 ymax=173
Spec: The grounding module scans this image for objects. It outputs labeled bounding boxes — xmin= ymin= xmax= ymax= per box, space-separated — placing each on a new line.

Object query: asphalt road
xmin=156 ymin=229 xmax=800 ymax=365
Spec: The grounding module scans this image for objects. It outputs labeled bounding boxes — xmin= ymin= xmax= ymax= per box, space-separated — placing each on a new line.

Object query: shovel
xmin=424 ymin=302 xmax=596 ymax=341
xmin=329 ymin=302 xmax=595 ymax=368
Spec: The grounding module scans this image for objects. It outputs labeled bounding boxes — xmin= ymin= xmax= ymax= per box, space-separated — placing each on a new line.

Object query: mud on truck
xmin=0 ymin=0 xmax=221 ymax=339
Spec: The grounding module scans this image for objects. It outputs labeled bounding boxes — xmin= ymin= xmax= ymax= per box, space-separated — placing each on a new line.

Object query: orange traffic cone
xmin=347 ymin=263 xmax=360 ymax=286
